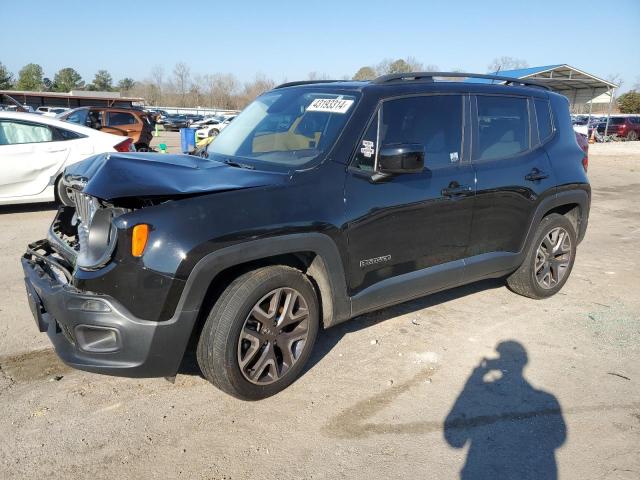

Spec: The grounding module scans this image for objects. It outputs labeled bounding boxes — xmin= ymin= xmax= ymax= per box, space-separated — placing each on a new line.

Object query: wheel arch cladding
xmin=525 ymin=189 xmax=590 ymax=251
xmin=542 ymin=203 xmax=581 ymax=234
xmin=179 ymin=233 xmax=351 ymax=338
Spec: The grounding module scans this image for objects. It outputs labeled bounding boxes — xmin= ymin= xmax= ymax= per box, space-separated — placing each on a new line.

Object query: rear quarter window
xmin=534 ymin=99 xmax=554 ymax=142
xmin=52 ymin=127 xmax=85 ymax=141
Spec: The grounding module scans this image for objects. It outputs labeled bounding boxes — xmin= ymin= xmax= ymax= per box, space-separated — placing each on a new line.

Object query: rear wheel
xmin=628 ymin=130 xmax=638 ymax=141
xmin=196 ymin=266 xmax=319 ymax=400
xmin=507 ymin=213 xmax=577 ymax=299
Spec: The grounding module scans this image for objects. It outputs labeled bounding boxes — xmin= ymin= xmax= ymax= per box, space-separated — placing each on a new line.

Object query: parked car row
xmin=572 ymin=114 xmax=640 ymax=141
xmin=589 ymin=115 xmax=640 ymax=141
xmin=1 ymin=105 xmax=70 ymax=116
xmin=195 ymin=114 xmax=236 ymax=139
xmin=161 ymin=114 xmax=191 ymax=131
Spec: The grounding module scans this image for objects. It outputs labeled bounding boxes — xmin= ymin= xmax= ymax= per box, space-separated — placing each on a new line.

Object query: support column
xmin=603 ymin=88 xmax=616 ymax=141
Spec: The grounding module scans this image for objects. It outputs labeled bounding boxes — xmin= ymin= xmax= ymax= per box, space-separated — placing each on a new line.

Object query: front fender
xmin=176 ymin=233 xmax=351 ymax=327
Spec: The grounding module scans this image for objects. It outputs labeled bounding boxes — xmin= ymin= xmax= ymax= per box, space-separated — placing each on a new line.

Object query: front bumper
xmin=22 ymin=240 xmax=198 ymax=378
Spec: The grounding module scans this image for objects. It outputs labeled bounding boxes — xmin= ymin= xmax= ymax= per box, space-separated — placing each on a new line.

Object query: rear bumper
xmin=22 ymin=240 xmax=198 ymax=378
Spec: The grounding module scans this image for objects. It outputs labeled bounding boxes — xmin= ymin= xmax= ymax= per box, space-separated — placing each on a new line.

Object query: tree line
xmin=2 ymin=57 xmax=636 ymax=112
xmin=0 ymin=62 xmax=135 ymax=95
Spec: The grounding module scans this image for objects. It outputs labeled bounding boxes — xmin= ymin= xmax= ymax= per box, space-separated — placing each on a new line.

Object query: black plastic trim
xmin=179 ymin=233 xmax=351 ymax=327
xmin=22 ymin=250 xmax=198 ymax=378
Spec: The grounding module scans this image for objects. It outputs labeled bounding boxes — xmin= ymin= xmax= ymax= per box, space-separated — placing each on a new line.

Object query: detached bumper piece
xmin=22 ymin=240 xmax=197 ymax=378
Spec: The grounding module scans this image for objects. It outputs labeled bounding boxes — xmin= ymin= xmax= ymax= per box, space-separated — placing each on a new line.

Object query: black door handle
xmin=442 ymin=183 xmax=473 ymax=197
xmin=525 ymin=168 xmax=549 ymax=181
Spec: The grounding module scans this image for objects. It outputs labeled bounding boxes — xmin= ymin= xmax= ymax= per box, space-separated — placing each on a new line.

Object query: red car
xmin=594 ymin=116 xmax=640 ymax=141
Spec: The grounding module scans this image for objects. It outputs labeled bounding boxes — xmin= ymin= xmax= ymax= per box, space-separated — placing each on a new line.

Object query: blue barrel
xmin=180 ymin=127 xmax=197 ymax=153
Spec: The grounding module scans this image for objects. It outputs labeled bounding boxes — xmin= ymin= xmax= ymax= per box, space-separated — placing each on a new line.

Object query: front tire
xmin=196 ymin=266 xmax=319 ymax=400
xmin=627 ymin=130 xmax=638 ymax=141
xmin=507 ymin=213 xmax=577 ymax=299
xmin=54 ymin=175 xmax=73 ymax=206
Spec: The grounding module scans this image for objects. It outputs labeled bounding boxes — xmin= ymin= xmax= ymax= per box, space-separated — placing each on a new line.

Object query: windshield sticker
xmin=449 ymin=151 xmax=459 ymax=163
xmin=361 ymin=140 xmax=375 ymax=158
xmin=307 ymin=98 xmax=354 ymax=114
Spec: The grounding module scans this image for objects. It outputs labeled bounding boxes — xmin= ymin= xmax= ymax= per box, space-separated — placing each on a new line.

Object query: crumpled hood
xmin=64 ymin=152 xmax=287 ymax=201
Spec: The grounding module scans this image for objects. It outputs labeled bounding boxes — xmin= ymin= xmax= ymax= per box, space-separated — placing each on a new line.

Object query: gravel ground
xmin=0 ymin=142 xmax=639 ymax=479
xmin=151 ymin=129 xmax=182 ymax=153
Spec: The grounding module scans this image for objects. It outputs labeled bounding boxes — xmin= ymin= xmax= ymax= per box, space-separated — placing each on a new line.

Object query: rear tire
xmin=507 ymin=213 xmax=577 ymax=299
xmin=196 ymin=266 xmax=319 ymax=400
xmin=628 ymin=130 xmax=638 ymax=141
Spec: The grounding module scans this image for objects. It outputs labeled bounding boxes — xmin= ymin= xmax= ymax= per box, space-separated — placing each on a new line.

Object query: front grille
xmin=69 ymin=190 xmax=98 ymax=227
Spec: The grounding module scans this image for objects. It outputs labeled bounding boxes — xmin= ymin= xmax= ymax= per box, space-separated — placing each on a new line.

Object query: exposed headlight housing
xmin=70 ymin=191 xmax=127 ymax=271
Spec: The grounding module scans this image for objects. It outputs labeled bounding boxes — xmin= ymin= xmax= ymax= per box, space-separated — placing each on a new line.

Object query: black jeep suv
xmin=22 ymin=72 xmax=590 ymax=400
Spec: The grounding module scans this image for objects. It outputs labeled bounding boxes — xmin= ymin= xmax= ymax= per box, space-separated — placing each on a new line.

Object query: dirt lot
xmin=151 ymin=129 xmax=182 ymax=153
xmin=1 ymin=143 xmax=639 ymax=479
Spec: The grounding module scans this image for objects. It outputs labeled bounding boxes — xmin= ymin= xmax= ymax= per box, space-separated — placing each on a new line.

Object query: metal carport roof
xmin=472 ymin=64 xmax=618 ymax=112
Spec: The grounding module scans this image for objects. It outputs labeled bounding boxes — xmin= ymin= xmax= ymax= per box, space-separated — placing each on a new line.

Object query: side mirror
xmin=377 ymin=143 xmax=425 ymax=175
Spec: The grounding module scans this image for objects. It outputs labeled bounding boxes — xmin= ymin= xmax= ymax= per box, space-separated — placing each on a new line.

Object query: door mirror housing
xmin=377 ymin=143 xmax=425 ymax=175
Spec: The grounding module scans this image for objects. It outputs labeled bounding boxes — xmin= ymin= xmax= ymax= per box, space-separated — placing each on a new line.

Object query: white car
xmin=0 ymin=112 xmax=134 ymax=205
xmin=190 ymin=116 xmax=223 ymax=129
xmin=195 ymin=115 xmax=236 ymax=140
xmin=36 ymin=106 xmax=71 ymax=117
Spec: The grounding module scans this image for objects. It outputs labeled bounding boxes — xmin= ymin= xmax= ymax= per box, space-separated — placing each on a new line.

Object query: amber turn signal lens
xmin=131 ymin=224 xmax=149 ymax=257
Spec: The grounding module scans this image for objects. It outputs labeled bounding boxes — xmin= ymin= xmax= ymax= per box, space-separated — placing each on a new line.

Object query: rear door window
xmin=475 ymin=96 xmax=530 ymax=161
xmin=107 ymin=112 xmax=137 ymax=126
xmin=0 ymin=120 xmax=53 ymax=145
xmin=534 ymin=99 xmax=553 ymax=142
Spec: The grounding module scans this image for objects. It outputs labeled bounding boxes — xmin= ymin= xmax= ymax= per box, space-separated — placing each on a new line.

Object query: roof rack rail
xmin=274 ymin=80 xmax=344 ymax=89
xmin=371 ymin=72 xmax=550 ymax=90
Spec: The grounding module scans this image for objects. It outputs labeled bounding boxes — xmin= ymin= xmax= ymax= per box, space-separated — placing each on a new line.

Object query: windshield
xmin=64 ymin=108 xmax=89 ymax=125
xmin=207 ymin=89 xmax=358 ymax=168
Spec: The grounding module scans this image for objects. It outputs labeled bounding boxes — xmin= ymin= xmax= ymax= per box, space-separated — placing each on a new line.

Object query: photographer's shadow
xmin=444 ymin=341 xmax=566 ymax=480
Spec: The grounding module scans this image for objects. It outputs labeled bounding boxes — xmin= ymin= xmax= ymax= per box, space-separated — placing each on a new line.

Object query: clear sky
xmin=1 ymin=0 xmax=638 ymax=91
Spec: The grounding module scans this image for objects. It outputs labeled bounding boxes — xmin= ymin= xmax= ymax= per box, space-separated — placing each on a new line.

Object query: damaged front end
xmin=21 ymin=178 xmax=199 ymax=378
xmin=49 ymin=188 xmax=130 ymax=271
xmin=21 ymin=151 xmax=287 ymax=378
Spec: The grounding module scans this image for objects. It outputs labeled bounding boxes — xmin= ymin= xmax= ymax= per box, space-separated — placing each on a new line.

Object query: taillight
xmin=575 ymin=132 xmax=588 ymax=172
xmin=114 ymin=138 xmax=135 ymax=152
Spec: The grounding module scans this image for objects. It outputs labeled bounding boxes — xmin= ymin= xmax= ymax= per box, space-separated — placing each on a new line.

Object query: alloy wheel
xmin=237 ymin=287 xmax=310 ymax=385
xmin=534 ymin=226 xmax=572 ymax=289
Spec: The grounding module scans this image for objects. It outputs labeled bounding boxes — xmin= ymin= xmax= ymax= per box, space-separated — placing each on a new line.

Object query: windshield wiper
xmin=223 ymin=159 xmax=255 ymax=170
